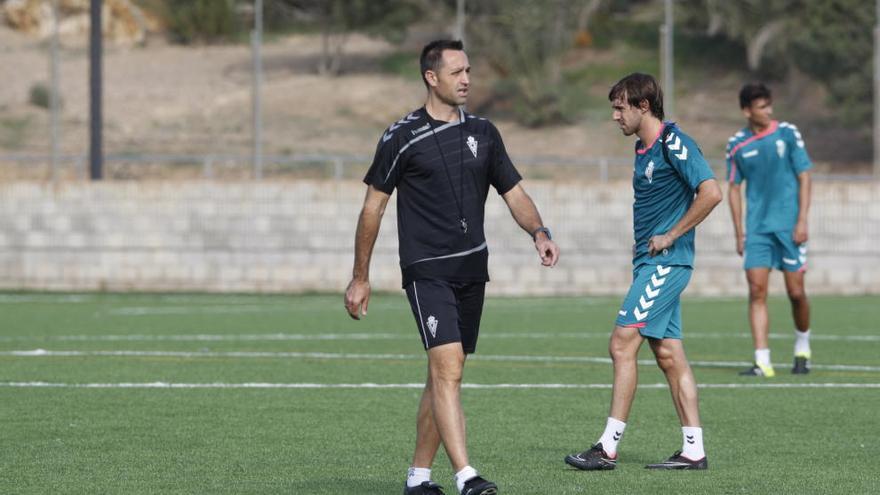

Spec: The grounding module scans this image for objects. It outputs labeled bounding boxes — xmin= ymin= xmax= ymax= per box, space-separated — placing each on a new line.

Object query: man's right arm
xmin=344 ymin=185 xmax=391 ymax=320
xmin=728 ymin=182 xmax=745 ymax=256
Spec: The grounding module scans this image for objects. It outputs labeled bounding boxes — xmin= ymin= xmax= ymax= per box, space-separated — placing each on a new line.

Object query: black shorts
xmin=404 ymin=280 xmax=486 ymax=354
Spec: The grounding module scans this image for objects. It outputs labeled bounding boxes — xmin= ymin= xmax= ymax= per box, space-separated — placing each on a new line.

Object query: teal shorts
xmin=615 ymin=264 xmax=692 ymax=340
xmin=744 ymin=231 xmax=807 ymax=272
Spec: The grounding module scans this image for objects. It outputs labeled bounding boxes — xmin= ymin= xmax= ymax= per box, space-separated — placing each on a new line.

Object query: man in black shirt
xmin=344 ymin=40 xmax=559 ymax=495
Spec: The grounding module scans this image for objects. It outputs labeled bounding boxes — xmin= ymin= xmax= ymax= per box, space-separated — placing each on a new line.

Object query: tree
xmin=467 ymin=0 xmax=582 ymax=127
xmin=681 ymin=0 xmax=796 ymax=71
xmin=160 ymin=0 xmax=240 ymax=44
xmin=682 ymin=0 xmax=874 ymax=125
xmin=789 ymin=1 xmax=874 ymax=125
xmin=274 ymin=0 xmax=423 ymax=76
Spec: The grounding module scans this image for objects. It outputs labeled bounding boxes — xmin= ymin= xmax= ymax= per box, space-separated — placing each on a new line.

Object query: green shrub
xmin=163 ymin=0 xmax=240 ymax=44
xmin=28 ymin=82 xmax=52 ymax=109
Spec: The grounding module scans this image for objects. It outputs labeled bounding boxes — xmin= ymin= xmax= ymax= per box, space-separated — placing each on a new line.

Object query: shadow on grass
xmin=291 ymin=478 xmax=399 ymax=494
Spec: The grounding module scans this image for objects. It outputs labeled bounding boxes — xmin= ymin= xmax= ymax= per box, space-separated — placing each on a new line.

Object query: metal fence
xmin=1 ymin=153 xmax=874 ymax=183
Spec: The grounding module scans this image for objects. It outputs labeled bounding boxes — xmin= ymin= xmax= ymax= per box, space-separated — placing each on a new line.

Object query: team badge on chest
xmin=776 ymin=139 xmax=786 ymax=158
xmin=645 ymin=160 xmax=655 ymax=184
xmin=466 ymin=136 xmax=478 ymax=158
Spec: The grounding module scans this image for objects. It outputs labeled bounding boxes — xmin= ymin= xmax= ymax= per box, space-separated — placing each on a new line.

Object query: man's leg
xmin=649 ymin=338 xmax=700 ymax=427
xmin=784 ymin=270 xmax=812 ymax=374
xmin=427 ymin=343 xmax=496 ymax=494
xmin=564 ymin=325 xmax=643 ymax=471
xmin=411 ymin=368 xmax=442 ymax=469
xmin=645 ymin=337 xmax=708 ymax=468
xmin=427 ymin=342 xmax=469 ymax=472
xmin=405 ymin=372 xmax=445 ymax=492
xmin=783 ymin=270 xmax=810 ymax=331
xmin=743 ymin=267 xmax=775 ymax=376
xmin=608 ymin=326 xmax=646 ymax=423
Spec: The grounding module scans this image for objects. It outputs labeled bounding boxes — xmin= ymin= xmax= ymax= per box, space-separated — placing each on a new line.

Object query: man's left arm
xmin=793 ymin=171 xmax=811 ymax=244
xmin=785 ymin=123 xmax=812 ymax=244
xmin=501 ymin=183 xmax=560 ymax=267
xmin=648 ymin=179 xmax=723 ymax=256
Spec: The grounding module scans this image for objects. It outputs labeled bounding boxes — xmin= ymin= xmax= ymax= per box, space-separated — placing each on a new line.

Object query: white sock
xmin=755 ymin=348 xmax=771 ymax=367
xmin=406 ymin=467 xmax=431 ymax=488
xmin=596 ymin=417 xmax=626 ymax=457
xmin=681 ymin=426 xmax=705 ymax=460
xmin=454 ymin=466 xmax=479 ymax=493
xmin=794 ymin=329 xmax=811 ymax=357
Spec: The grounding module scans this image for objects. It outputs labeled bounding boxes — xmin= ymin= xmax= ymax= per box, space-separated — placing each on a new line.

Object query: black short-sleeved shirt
xmin=364 ymin=106 xmax=522 ymax=287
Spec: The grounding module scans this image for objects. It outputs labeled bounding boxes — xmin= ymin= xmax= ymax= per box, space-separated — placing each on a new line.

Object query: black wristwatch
xmin=531 ymin=226 xmax=552 ymax=241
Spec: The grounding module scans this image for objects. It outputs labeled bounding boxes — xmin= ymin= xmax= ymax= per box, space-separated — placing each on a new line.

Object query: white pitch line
xmin=4 ymin=349 xmax=880 ymax=372
xmin=0 ymin=333 xmax=401 ymax=343
xmin=0 ymin=294 xmax=95 ymax=304
xmin=104 ymin=305 xmax=295 ymax=316
xmin=0 ymin=331 xmax=877 ymax=343
xmin=0 ymin=381 xmax=878 ymax=390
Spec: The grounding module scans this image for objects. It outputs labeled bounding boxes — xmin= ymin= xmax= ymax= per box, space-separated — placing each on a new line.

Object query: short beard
xmin=436 ymin=89 xmax=465 ymax=108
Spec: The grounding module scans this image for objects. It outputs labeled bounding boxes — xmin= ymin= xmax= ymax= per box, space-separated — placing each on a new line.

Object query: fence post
xmin=333 ymin=158 xmax=344 ymax=180
xmin=251 ymin=0 xmax=264 ymax=180
xmin=203 ymin=156 xmax=214 ymax=179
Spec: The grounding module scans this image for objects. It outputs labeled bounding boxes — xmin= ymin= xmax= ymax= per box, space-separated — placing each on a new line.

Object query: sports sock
xmin=681 ymin=426 xmax=705 ymax=460
xmin=454 ymin=466 xmax=478 ymax=493
xmin=755 ymin=348 xmax=771 ymax=367
xmin=596 ymin=417 xmax=626 ymax=456
xmin=794 ymin=329 xmax=811 ymax=357
xmin=406 ymin=467 xmax=431 ymax=488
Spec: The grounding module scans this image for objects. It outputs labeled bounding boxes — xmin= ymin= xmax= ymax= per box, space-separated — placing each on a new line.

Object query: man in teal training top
xmin=726 ymin=82 xmax=813 ymax=377
xmin=565 ymin=73 xmax=721 ymax=471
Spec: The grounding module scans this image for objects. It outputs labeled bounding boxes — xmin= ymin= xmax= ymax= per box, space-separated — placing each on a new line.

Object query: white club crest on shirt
xmin=466 ymin=136 xmax=478 ymax=158
xmin=426 ymin=315 xmax=438 ymax=338
xmin=776 ymin=139 xmax=786 ymax=158
xmin=645 ymin=160 xmax=655 ymax=184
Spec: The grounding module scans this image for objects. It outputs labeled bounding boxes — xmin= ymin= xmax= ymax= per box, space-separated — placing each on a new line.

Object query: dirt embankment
xmin=0 ymin=24 xmax=868 ymax=178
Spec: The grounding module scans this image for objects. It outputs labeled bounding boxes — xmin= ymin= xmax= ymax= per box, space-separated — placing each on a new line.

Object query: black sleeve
xmin=363 ymin=132 xmax=404 ymax=194
xmin=487 ymin=123 xmax=522 ymax=195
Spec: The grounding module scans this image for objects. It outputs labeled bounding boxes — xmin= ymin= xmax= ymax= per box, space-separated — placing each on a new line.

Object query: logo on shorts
xmin=645 ymin=161 xmax=655 ymax=184
xmin=426 ymin=315 xmax=438 ymax=338
xmin=776 ymin=139 xmax=786 ymax=158
xmin=466 ymin=136 xmax=478 ymax=158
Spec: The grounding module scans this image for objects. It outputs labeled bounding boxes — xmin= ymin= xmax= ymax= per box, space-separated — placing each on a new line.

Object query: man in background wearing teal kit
xmin=726 ymin=82 xmax=813 ymax=377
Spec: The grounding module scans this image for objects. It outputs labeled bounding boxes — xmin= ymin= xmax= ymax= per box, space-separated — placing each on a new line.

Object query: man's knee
xmin=787 ymin=286 xmax=807 ymax=304
xmin=431 ymin=366 xmax=462 ymax=387
xmin=609 ymin=328 xmax=639 ymax=363
xmin=651 ymin=339 xmax=687 ymax=372
xmin=428 ymin=346 xmax=465 ymax=385
xmin=748 ymin=281 xmax=768 ymax=302
xmin=653 ymin=346 xmax=675 ymax=371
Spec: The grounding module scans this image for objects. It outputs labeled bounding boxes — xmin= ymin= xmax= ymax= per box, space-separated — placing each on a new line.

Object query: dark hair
xmin=739 ymin=82 xmax=772 ymax=109
xmin=608 ymin=73 xmax=664 ymax=120
xmin=420 ymin=39 xmax=464 ymax=88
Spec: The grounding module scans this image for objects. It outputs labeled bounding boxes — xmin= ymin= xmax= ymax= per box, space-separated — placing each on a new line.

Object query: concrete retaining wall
xmin=0 ymin=180 xmax=877 ymax=296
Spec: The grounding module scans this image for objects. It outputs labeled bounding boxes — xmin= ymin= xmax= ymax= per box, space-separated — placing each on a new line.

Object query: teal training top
xmin=631 ymin=122 xmax=715 ymax=268
xmin=726 ymin=120 xmax=812 ymax=234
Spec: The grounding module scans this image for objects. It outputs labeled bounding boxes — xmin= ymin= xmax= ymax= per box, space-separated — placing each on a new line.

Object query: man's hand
xmin=793 ymin=219 xmax=808 ymax=244
xmin=648 ymin=233 xmax=674 ymax=257
xmin=344 ymin=279 xmax=371 ymax=320
xmin=735 ymin=234 xmax=745 ymax=257
xmin=534 ymin=234 xmax=560 ymax=267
